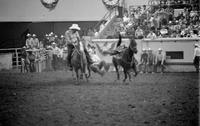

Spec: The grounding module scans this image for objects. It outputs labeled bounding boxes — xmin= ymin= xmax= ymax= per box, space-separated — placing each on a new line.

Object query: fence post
xmin=15 ymin=49 xmax=19 ymax=68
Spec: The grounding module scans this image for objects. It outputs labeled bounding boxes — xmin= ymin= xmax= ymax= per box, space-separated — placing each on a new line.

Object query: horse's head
xmin=129 ymin=38 xmax=138 ymax=54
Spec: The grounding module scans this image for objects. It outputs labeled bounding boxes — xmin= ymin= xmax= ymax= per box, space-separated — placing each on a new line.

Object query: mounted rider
xmin=65 ymin=24 xmax=92 ymax=70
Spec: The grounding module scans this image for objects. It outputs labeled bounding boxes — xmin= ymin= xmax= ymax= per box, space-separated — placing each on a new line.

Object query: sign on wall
xmin=40 ymin=0 xmax=59 ymax=10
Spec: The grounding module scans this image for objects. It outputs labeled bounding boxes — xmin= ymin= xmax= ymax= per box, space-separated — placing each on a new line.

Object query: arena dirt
xmin=0 ymin=71 xmax=199 ymax=126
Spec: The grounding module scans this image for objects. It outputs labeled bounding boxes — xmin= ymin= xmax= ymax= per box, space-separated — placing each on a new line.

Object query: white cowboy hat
xmin=49 ymin=32 xmax=54 ymax=36
xmin=69 ymin=24 xmax=81 ymax=30
xmin=194 ymin=43 xmax=199 ymax=47
xmin=55 ymin=35 xmax=58 ymax=38
xmin=27 ymin=33 xmax=31 ymax=37
xmin=32 ymin=34 xmax=36 ymax=37
xmin=142 ymin=48 xmax=146 ymax=51
xmin=148 ymin=48 xmax=152 ymax=50
xmin=52 ymin=42 xmax=56 ymax=45
xmin=158 ymin=48 xmax=162 ymax=50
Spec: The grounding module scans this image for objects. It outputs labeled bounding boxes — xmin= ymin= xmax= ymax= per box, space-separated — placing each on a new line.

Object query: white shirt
xmin=123 ymin=16 xmax=130 ymax=23
xmin=155 ymin=51 xmax=165 ymax=64
xmin=88 ymin=48 xmax=101 ymax=64
xmin=52 ymin=46 xmax=60 ymax=55
xmin=147 ymin=32 xmax=157 ymax=39
xmin=194 ymin=47 xmax=200 ymax=58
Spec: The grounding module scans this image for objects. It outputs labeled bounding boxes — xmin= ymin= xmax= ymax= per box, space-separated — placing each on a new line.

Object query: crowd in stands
xmin=117 ymin=5 xmax=200 ymax=39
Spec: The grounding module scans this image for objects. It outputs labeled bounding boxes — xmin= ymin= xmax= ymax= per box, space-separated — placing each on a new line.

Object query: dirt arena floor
xmin=0 ymin=70 xmax=199 ymax=126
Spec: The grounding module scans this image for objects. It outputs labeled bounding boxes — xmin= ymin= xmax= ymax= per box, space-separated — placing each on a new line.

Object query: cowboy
xmin=139 ymin=48 xmax=148 ymax=73
xmin=58 ymin=35 xmax=65 ymax=48
xmin=65 ymin=24 xmax=92 ymax=70
xmin=155 ymin=48 xmax=166 ymax=73
xmin=21 ymin=46 xmax=29 ymax=73
xmin=27 ymin=50 xmax=36 ymax=72
xmin=50 ymin=42 xmax=60 ymax=70
xmin=87 ymin=44 xmax=109 ymax=76
xmin=26 ymin=33 xmax=33 ymax=49
xmin=32 ymin=34 xmax=40 ymax=49
xmin=193 ymin=44 xmax=200 ymax=73
xmin=147 ymin=48 xmax=155 ymax=73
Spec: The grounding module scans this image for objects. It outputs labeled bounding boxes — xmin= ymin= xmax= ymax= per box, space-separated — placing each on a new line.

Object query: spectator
xmin=26 ymin=33 xmax=33 ymax=49
xmin=51 ymin=42 xmax=60 ymax=71
xmin=99 ymin=20 xmax=106 ymax=31
xmin=135 ymin=26 xmax=144 ymax=39
xmin=139 ymin=48 xmax=148 ymax=73
xmin=32 ymin=34 xmax=40 ymax=49
xmin=189 ymin=30 xmax=198 ymax=38
xmin=27 ymin=50 xmax=36 ymax=72
xmin=160 ymin=26 xmax=168 ymax=37
xmin=193 ymin=44 xmax=200 ymax=73
xmin=123 ymin=11 xmax=130 ymax=24
xmin=155 ymin=48 xmax=166 ymax=73
xmin=147 ymin=48 xmax=155 ymax=73
xmin=87 ymin=28 xmax=95 ymax=36
xmin=94 ymin=29 xmax=99 ymax=37
xmin=147 ymin=30 xmax=157 ymax=39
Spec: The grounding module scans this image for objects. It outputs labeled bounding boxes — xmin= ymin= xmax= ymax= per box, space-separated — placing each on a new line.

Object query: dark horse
xmin=112 ymin=38 xmax=138 ymax=82
xmin=71 ymin=45 xmax=90 ymax=84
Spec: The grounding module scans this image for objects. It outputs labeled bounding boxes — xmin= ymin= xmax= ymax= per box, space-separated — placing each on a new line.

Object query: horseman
xmin=65 ymin=24 xmax=92 ymax=71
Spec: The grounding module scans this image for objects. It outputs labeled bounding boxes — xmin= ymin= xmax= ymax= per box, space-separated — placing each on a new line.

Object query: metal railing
xmin=94 ymin=7 xmax=118 ymax=32
xmin=0 ymin=48 xmax=22 ymax=69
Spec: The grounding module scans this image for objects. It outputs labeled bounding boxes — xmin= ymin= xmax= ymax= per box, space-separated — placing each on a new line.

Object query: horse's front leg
xmin=127 ymin=71 xmax=131 ymax=82
xmin=123 ymin=69 xmax=128 ymax=83
xmin=75 ymin=69 xmax=80 ymax=84
xmin=113 ymin=58 xmax=120 ymax=80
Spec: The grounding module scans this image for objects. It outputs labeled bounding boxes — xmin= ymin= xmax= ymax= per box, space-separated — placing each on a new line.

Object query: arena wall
xmin=91 ymin=38 xmax=199 ymax=72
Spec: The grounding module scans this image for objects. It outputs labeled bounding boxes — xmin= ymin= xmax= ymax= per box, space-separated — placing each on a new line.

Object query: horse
xmin=71 ymin=45 xmax=90 ymax=84
xmin=112 ymin=38 xmax=138 ymax=82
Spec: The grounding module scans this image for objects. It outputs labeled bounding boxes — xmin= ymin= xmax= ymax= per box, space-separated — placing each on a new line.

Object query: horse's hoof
xmin=125 ymin=82 xmax=129 ymax=85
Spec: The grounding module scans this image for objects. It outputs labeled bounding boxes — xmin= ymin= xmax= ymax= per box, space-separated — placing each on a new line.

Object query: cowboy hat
xmin=158 ymin=48 xmax=162 ymax=50
xmin=142 ymin=48 xmax=146 ymax=51
xmin=69 ymin=24 xmax=81 ymax=30
xmin=32 ymin=34 xmax=36 ymax=37
xmin=27 ymin=33 xmax=31 ymax=37
xmin=52 ymin=42 xmax=56 ymax=45
xmin=194 ymin=43 xmax=199 ymax=47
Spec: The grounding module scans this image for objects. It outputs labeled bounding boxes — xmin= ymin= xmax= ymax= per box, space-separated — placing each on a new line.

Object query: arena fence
xmin=0 ymin=48 xmax=22 ymax=69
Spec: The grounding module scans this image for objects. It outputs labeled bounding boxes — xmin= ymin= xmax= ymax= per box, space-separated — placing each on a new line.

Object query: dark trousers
xmin=193 ymin=56 xmax=200 ymax=72
xmin=52 ymin=54 xmax=58 ymax=70
xmin=29 ymin=61 xmax=35 ymax=72
xmin=67 ymin=44 xmax=74 ymax=66
xmin=155 ymin=61 xmax=165 ymax=72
